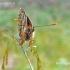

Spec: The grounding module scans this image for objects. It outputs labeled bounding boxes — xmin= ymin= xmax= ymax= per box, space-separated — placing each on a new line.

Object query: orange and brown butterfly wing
xmin=26 ymin=17 xmax=32 ymax=27
xmin=17 ymin=8 xmax=27 ymax=45
xmin=17 ymin=8 xmax=34 ymax=45
xmin=18 ymin=8 xmax=26 ymax=37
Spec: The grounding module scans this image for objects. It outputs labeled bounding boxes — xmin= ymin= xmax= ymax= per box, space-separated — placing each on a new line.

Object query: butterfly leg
xmin=19 ymin=38 xmax=25 ymax=46
xmin=13 ymin=35 xmax=25 ymax=46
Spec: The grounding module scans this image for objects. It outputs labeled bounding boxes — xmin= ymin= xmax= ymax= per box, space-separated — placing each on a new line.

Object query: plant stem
xmin=20 ymin=46 xmax=34 ymax=70
xmin=12 ymin=35 xmax=34 ymax=70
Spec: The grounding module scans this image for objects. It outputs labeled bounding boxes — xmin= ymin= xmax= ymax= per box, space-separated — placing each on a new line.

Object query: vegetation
xmin=0 ymin=0 xmax=70 ymax=70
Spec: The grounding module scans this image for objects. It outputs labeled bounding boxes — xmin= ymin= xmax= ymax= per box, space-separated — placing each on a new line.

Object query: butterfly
xmin=15 ymin=8 xmax=35 ymax=48
xmin=15 ymin=8 xmax=56 ymax=47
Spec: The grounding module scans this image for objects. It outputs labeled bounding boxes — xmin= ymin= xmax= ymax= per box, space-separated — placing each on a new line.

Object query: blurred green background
xmin=0 ymin=0 xmax=70 ymax=70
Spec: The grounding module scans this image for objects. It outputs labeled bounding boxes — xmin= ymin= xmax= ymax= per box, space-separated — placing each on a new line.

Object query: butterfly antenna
xmin=34 ymin=23 xmax=57 ymax=28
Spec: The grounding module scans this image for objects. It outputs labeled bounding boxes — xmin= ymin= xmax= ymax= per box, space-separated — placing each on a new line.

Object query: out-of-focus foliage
xmin=0 ymin=0 xmax=70 ymax=70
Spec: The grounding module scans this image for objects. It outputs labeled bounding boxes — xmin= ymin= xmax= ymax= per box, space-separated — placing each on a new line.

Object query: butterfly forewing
xmin=18 ymin=8 xmax=27 ymax=36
